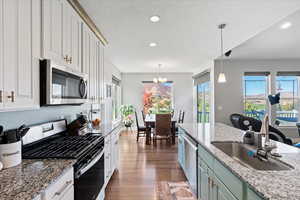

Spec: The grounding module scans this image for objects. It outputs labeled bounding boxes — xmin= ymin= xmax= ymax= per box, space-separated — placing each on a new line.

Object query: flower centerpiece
xmin=120 ymin=104 xmax=135 ymax=127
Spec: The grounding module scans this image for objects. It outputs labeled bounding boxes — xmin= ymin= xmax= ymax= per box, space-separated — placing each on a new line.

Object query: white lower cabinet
xmin=96 ymin=187 xmax=105 ymax=200
xmin=42 ymin=167 xmax=74 ymax=200
xmin=104 ymin=135 xmax=112 ymax=186
xmin=104 ymin=127 xmax=120 ymax=186
xmin=33 ymin=194 xmax=42 ymax=200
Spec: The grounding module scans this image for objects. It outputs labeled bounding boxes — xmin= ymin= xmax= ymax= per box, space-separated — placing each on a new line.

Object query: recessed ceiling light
xmin=280 ymin=22 xmax=292 ymax=30
xmin=150 ymin=15 xmax=160 ymax=23
xmin=149 ymin=42 xmax=157 ymax=47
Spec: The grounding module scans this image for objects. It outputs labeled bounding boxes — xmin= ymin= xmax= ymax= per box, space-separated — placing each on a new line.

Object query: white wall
xmin=122 ymin=73 xmax=193 ymax=123
xmin=213 ymin=59 xmax=300 ymax=138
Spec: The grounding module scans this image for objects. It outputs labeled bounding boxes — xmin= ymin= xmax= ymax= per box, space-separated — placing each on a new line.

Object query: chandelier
xmin=153 ymin=64 xmax=167 ymax=83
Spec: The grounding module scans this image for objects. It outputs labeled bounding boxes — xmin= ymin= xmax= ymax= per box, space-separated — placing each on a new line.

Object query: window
xmin=197 ymin=82 xmax=210 ymax=123
xmin=276 ymin=75 xmax=300 ymax=126
xmin=243 ymin=74 xmax=269 ymax=120
xmin=112 ymin=77 xmax=121 ymax=121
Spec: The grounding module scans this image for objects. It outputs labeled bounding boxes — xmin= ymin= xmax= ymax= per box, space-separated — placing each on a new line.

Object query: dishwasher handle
xmin=182 ymin=135 xmax=197 ymax=151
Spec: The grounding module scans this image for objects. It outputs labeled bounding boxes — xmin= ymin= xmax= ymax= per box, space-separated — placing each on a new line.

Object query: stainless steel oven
xmin=74 ymin=141 xmax=105 ymax=200
xmin=40 ymin=59 xmax=88 ymax=105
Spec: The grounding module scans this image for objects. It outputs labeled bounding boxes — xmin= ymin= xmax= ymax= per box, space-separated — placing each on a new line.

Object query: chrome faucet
xmin=254 ymin=115 xmax=279 ymax=160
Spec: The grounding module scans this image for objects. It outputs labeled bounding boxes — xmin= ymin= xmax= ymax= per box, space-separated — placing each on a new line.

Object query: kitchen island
xmin=178 ymin=123 xmax=300 ymax=200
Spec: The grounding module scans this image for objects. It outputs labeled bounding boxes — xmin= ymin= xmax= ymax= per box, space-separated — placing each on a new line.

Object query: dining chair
xmin=135 ymin=111 xmax=146 ymax=142
xmin=153 ymin=114 xmax=172 ymax=145
xmin=175 ymin=110 xmax=185 ymax=136
xmin=177 ymin=110 xmax=182 ymax=123
xmin=141 ymin=110 xmax=146 ymax=124
xmin=178 ymin=110 xmax=185 ymax=123
xmin=171 ymin=109 xmax=175 ymax=118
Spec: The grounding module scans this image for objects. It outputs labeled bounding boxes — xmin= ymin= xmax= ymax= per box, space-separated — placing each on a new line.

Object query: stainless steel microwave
xmin=40 ymin=59 xmax=88 ymax=105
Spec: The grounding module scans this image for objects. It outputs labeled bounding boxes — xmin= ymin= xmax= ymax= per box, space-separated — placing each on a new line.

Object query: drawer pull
xmin=53 ymin=180 xmax=72 ymax=197
xmin=0 ymin=90 xmax=2 ymax=103
xmin=64 ymin=55 xmax=69 ymax=62
xmin=3 ymin=151 xmax=20 ymax=157
xmin=7 ymin=91 xmax=15 ymax=102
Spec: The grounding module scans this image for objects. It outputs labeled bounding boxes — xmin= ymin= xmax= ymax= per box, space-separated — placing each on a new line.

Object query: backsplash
xmin=0 ymin=105 xmax=90 ymax=130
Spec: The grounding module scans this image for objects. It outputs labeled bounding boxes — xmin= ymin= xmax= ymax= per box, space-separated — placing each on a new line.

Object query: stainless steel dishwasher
xmin=183 ymin=134 xmax=198 ymax=195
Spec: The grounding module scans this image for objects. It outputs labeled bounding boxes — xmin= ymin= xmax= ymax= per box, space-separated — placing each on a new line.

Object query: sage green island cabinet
xmin=197 ymin=143 xmax=264 ymax=200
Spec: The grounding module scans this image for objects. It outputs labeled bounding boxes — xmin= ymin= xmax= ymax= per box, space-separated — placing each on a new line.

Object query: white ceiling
xmin=228 ymin=10 xmax=300 ymax=60
xmin=79 ymin=0 xmax=300 ymax=73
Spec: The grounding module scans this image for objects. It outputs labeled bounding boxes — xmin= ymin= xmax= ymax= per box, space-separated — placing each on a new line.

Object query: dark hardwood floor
xmin=105 ymin=130 xmax=186 ymax=200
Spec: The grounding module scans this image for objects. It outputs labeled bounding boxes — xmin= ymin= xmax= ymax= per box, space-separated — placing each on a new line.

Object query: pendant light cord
xmin=220 ymin=25 xmax=224 ymax=73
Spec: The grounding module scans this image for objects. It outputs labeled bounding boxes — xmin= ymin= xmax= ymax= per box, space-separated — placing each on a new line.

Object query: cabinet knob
xmin=64 ymin=55 xmax=69 ymax=62
xmin=7 ymin=91 xmax=15 ymax=102
xmin=0 ymin=90 xmax=3 ymax=103
xmin=69 ymin=57 xmax=72 ymax=64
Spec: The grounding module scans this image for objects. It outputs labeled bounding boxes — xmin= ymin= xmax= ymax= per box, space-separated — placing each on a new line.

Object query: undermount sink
xmin=211 ymin=141 xmax=294 ymax=171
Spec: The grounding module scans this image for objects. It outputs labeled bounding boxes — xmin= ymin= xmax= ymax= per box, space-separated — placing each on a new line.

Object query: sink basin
xmin=211 ymin=141 xmax=293 ymax=171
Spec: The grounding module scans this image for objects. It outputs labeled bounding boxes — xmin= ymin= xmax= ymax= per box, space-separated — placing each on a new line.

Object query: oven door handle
xmin=76 ymin=150 xmax=104 ymax=178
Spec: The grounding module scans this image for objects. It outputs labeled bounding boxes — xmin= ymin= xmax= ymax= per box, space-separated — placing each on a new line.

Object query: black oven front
xmin=74 ymin=139 xmax=105 ymax=200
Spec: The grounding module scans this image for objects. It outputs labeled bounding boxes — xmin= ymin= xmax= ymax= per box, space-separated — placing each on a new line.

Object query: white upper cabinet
xmin=42 ymin=0 xmax=64 ymax=63
xmin=70 ymin=8 xmax=82 ymax=72
xmin=82 ymin=23 xmax=102 ymax=103
xmin=98 ymin=42 xmax=105 ymax=102
xmin=43 ymin=0 xmax=82 ymax=72
xmin=0 ymin=0 xmax=40 ymax=111
xmin=0 ymin=0 xmax=3 ymax=109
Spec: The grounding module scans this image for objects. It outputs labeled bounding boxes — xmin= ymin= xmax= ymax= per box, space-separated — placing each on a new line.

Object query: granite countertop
xmin=179 ymin=123 xmax=300 ymax=200
xmin=0 ymin=159 xmax=75 ymax=200
xmin=90 ymin=122 xmax=122 ymax=137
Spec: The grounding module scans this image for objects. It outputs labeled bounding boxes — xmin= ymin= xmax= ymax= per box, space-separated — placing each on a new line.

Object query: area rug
xmin=157 ymin=181 xmax=197 ymax=200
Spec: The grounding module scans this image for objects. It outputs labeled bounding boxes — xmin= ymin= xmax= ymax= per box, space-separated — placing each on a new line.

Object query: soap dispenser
xmin=243 ymin=126 xmax=255 ymax=145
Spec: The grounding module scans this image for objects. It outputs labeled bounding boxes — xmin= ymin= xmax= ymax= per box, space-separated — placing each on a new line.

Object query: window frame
xmin=112 ymin=77 xmax=121 ymax=122
xmin=275 ymin=75 xmax=300 ymax=127
xmin=243 ymin=73 xmax=270 ymax=120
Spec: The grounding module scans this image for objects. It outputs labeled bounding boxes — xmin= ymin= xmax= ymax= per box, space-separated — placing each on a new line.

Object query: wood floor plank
xmin=105 ymin=130 xmax=186 ymax=200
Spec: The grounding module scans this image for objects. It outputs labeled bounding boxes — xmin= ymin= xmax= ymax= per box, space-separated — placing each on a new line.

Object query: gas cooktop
xmin=22 ymin=134 xmax=104 ymax=159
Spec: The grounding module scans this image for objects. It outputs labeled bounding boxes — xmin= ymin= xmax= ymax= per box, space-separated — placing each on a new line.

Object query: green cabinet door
xmin=178 ymin=135 xmax=185 ymax=168
xmin=209 ymin=170 xmax=218 ymax=200
xmin=198 ymin=162 xmax=210 ymax=200
xmin=214 ymin=175 xmax=238 ymax=200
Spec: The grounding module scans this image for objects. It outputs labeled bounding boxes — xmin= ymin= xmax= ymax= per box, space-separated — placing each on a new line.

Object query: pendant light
xmin=218 ymin=23 xmax=227 ymax=83
xmin=153 ymin=64 xmax=167 ymax=83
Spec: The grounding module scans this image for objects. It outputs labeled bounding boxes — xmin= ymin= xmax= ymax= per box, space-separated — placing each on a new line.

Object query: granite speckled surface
xmin=0 ymin=159 xmax=75 ymax=200
xmin=179 ymin=123 xmax=300 ymax=200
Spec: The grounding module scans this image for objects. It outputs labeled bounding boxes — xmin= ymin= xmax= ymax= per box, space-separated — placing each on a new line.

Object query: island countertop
xmin=0 ymin=159 xmax=75 ymax=200
xmin=179 ymin=123 xmax=300 ymax=200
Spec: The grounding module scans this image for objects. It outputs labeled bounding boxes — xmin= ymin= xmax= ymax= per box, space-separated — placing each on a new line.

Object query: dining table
xmin=144 ymin=114 xmax=177 ymax=145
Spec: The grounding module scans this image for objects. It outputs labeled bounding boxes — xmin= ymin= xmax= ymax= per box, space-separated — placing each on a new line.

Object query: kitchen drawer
xmin=198 ymin=144 xmax=214 ymax=168
xmin=214 ymin=159 xmax=243 ymax=200
xmin=247 ymin=187 xmax=264 ymax=200
xmin=112 ymin=129 xmax=120 ymax=141
xmin=33 ymin=194 xmax=41 ymax=200
xmin=105 ymin=134 xmax=111 ymax=144
xmin=97 ymin=186 xmax=105 ymax=200
xmin=42 ymin=167 xmax=74 ymax=200
xmin=57 ymin=185 xmax=74 ymax=200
